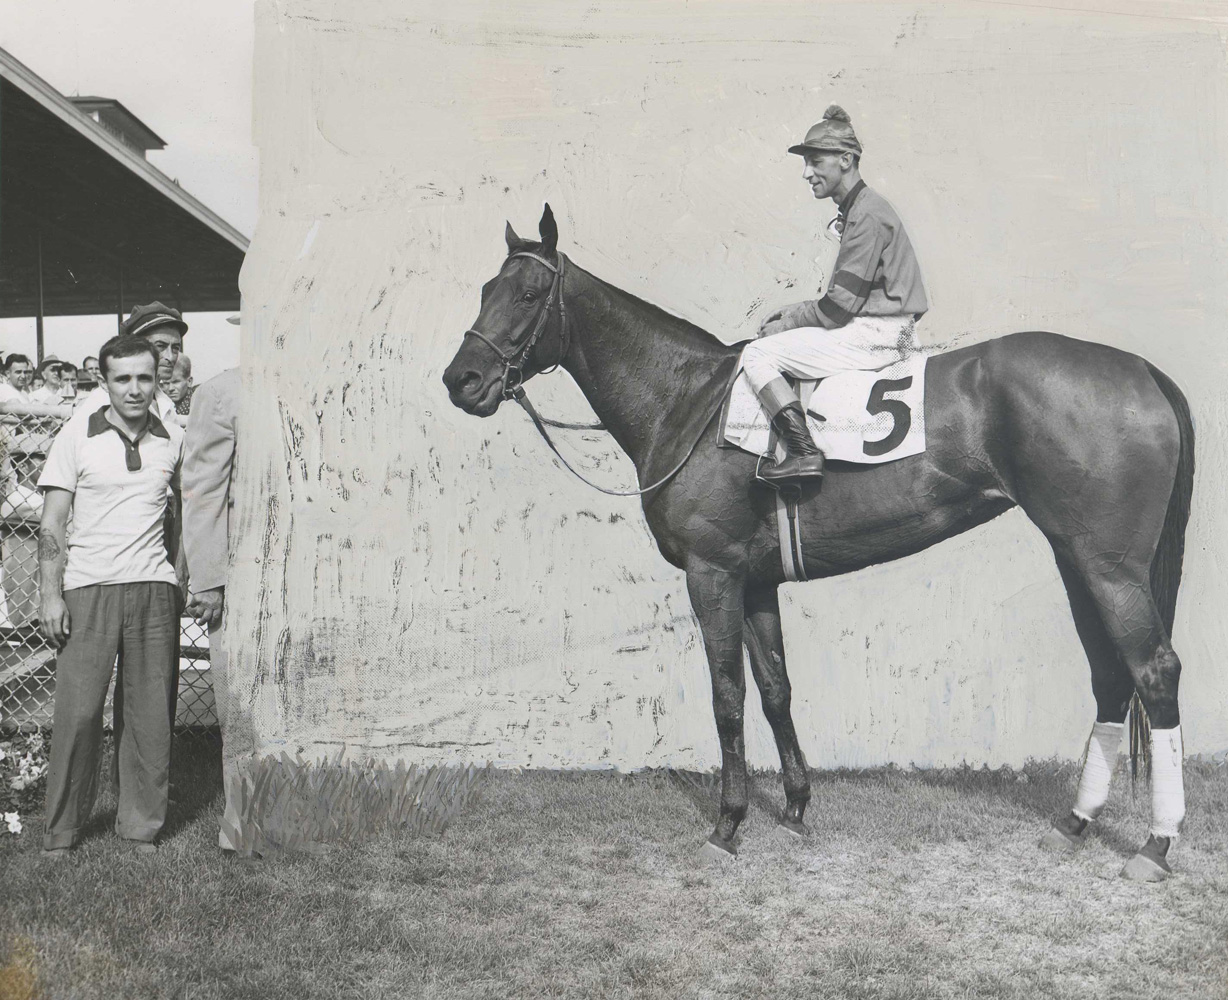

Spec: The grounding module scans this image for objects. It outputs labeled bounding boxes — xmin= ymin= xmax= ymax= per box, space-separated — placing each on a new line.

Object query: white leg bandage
xmin=1072 ymin=721 xmax=1124 ymax=822
xmin=1150 ymin=726 xmax=1185 ymax=840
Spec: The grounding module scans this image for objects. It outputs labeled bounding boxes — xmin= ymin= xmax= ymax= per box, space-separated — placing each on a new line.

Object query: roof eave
xmin=0 ymin=48 xmax=249 ymax=254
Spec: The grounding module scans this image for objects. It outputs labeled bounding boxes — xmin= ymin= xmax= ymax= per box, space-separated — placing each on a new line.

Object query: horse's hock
xmin=228 ymin=0 xmax=1228 ymax=771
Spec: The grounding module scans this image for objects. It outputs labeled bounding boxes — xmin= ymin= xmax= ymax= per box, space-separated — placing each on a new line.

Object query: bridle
xmin=458 ymin=249 xmax=719 ymax=498
xmin=463 ymin=250 xmax=570 ymax=402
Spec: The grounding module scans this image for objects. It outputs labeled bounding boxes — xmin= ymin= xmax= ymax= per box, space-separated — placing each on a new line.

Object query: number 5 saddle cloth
xmin=719 ymin=352 xmax=929 ymax=464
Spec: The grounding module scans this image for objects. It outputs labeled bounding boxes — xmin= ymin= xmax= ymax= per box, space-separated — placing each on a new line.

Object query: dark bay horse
xmin=443 ymin=205 xmax=1194 ymax=880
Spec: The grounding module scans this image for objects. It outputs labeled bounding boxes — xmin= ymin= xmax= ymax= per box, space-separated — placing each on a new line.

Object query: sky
xmin=0 ymin=0 xmax=257 ymax=384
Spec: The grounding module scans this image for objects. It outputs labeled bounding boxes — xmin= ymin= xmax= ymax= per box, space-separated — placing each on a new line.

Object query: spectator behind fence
xmin=0 ymin=355 xmax=73 ymax=423
xmin=59 ymin=362 xmax=78 ymax=402
xmin=0 ymin=354 xmax=67 ymax=628
xmin=164 ymin=354 xmax=195 ymax=419
xmin=1 ymin=444 xmax=47 ymax=627
xmin=38 ymin=335 xmax=186 ymax=858
xmin=82 ymin=356 xmax=102 ymax=386
xmin=7 ymin=448 xmax=45 ymax=522
xmin=182 ymin=366 xmax=239 ymax=851
xmin=74 ymin=303 xmax=185 ymax=425
xmin=29 ymin=356 xmax=73 ymax=404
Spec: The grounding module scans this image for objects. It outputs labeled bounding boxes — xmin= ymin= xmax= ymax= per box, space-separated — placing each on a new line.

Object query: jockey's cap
xmin=788 ymin=104 xmax=863 ymax=158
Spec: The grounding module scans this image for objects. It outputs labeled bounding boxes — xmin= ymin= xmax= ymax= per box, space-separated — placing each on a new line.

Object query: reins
xmin=463 ymin=250 xmax=716 ymax=497
xmin=512 ymin=386 xmax=721 ymax=497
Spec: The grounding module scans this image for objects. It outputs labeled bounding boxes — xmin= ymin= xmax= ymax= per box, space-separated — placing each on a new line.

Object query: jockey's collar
xmin=836 ymin=179 xmax=866 ymax=217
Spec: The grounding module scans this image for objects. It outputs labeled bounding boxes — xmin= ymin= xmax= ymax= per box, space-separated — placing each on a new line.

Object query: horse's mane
xmin=512 ymin=244 xmax=739 ymax=359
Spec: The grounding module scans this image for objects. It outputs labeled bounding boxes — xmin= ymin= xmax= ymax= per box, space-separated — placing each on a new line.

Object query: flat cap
xmin=122 ymin=301 xmax=188 ymax=339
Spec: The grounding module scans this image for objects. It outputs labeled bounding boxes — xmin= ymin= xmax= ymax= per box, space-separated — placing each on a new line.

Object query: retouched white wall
xmin=228 ymin=0 xmax=1228 ymax=770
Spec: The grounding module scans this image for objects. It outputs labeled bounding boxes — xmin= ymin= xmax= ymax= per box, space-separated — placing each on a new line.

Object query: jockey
xmin=744 ymin=105 xmax=928 ymax=485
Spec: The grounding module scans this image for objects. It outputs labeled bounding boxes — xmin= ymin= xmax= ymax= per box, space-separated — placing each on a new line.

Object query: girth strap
xmin=760 ymin=427 xmax=809 ymax=582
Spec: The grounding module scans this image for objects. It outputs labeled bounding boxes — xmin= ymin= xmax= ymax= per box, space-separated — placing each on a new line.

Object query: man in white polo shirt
xmin=38 ymin=335 xmax=185 ymax=856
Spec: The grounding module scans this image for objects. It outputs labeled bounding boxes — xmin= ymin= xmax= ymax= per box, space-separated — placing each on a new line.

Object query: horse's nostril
xmin=445 ymin=368 xmax=483 ymax=396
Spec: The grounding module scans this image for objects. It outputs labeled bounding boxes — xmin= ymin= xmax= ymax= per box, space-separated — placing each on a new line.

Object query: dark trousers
xmin=42 ymin=582 xmax=179 ymax=849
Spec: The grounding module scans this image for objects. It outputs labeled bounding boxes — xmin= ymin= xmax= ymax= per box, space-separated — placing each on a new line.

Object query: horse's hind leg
xmin=744 ymin=583 xmax=811 ymax=837
xmin=1041 ymin=557 xmax=1136 ymax=853
xmin=1057 ymin=558 xmax=1185 ymax=880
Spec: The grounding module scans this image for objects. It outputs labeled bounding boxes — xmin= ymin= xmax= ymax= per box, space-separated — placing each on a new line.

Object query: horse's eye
xmin=522 ymin=291 xmax=537 ymax=303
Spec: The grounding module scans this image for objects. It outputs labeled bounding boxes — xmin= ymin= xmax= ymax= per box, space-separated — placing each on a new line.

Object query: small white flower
xmin=4 ymin=812 xmax=21 ymax=835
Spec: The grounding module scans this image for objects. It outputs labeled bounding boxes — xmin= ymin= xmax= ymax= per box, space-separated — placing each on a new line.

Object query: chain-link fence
xmin=0 ymin=412 xmax=216 ymax=736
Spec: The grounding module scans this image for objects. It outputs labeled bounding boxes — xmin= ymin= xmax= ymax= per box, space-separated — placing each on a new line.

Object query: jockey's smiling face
xmin=802 ymin=150 xmax=856 ymax=202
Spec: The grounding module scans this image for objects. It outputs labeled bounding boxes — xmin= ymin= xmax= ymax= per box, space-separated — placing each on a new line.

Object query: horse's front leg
xmin=744 ymin=582 xmax=811 ymax=837
xmin=686 ymin=562 xmax=748 ymax=859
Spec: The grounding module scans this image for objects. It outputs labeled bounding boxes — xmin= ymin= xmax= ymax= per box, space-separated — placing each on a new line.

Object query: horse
xmin=443 ymin=204 xmax=1194 ymax=881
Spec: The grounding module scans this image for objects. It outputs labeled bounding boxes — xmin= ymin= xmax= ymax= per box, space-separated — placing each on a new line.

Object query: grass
xmin=1 ymin=740 xmax=1226 ymax=1000
xmin=221 ymin=751 xmax=491 ymax=858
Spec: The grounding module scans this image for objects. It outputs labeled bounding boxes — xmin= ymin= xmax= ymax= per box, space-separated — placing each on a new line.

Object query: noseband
xmin=463 ymin=251 xmax=570 ymax=401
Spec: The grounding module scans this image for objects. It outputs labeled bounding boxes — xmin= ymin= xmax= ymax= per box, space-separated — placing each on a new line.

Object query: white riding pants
xmin=742 ymin=316 xmax=920 ymax=395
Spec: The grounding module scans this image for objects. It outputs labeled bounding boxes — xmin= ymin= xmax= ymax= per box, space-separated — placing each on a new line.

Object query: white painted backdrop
xmin=225 ymin=0 xmax=1228 ymax=771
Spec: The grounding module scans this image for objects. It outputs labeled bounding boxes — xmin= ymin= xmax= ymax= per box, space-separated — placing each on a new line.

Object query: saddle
xmin=717 ymin=352 xmax=930 ymax=582
xmin=718 ymin=353 xmax=929 ymax=463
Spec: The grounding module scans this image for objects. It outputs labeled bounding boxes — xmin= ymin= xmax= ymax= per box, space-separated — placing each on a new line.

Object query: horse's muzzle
xmin=442 ymin=364 xmax=502 ymax=416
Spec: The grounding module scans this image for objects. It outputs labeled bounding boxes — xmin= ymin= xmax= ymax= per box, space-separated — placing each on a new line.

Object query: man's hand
xmin=758 ymin=313 xmax=793 ymax=338
xmin=757 ymin=302 xmax=808 ymax=339
xmin=40 ymin=595 xmax=71 ymax=649
xmin=174 ymin=550 xmax=190 ymax=604
xmin=187 ymin=588 xmax=225 ymax=629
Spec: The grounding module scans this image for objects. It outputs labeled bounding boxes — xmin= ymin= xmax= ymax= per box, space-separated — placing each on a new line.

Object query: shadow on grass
xmin=663 ymin=767 xmax=814 ymax=827
xmin=164 ymin=731 xmax=224 ymax=837
xmin=66 ymin=731 xmax=223 ymax=847
xmin=856 ymin=759 xmax=1162 ymax=857
xmin=665 ymin=768 xmax=719 ymax=825
xmin=661 ymin=760 xmax=1159 ymax=856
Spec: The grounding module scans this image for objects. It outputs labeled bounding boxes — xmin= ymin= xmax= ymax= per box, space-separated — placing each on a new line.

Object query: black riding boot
xmin=759 ymin=403 xmax=825 ymax=485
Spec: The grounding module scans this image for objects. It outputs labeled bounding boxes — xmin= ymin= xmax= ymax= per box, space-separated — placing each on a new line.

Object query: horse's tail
xmin=1128 ymin=363 xmax=1195 ymax=779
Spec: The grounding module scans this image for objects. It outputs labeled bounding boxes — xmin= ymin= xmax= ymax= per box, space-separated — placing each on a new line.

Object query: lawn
xmin=1 ymin=738 xmax=1226 ymax=1000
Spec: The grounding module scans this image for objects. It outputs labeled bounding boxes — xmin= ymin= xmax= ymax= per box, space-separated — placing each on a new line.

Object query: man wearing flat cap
xmin=743 ymin=105 xmax=928 ymax=485
xmin=73 ymin=302 xmax=185 ymax=425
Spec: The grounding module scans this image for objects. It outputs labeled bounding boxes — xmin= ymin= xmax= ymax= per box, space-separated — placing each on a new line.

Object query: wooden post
xmin=35 ymin=228 xmax=45 ymax=365
xmin=117 ymin=265 xmax=125 ymax=334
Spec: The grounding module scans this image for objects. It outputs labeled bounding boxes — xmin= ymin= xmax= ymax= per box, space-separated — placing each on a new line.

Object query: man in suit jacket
xmin=181 ymin=367 xmax=241 ymax=851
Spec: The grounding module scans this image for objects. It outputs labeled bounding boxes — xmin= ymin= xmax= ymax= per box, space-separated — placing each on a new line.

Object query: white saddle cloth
xmin=721 ymin=352 xmax=929 ymax=464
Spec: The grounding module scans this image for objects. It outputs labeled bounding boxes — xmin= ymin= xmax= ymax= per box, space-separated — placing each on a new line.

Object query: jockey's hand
xmin=759 ymin=303 xmax=803 ymax=338
xmin=758 ymin=314 xmax=793 ymax=338
xmin=756 ymin=305 xmax=795 ymax=341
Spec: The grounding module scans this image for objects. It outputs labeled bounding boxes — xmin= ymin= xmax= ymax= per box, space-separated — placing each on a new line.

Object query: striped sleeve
xmin=813 ymin=214 xmax=889 ymax=328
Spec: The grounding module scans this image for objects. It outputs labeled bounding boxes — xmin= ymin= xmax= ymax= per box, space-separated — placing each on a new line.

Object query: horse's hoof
xmin=773 ymin=820 xmax=810 ymax=842
xmin=697 ymin=837 xmax=737 ymax=864
xmin=1120 ymin=853 xmax=1171 ymax=882
xmin=1039 ymin=824 xmax=1085 ymax=854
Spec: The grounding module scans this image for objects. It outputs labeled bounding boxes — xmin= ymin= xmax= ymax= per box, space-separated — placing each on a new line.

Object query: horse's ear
xmin=538 ymin=203 xmax=558 ymax=253
xmin=505 ymin=221 xmax=533 ymax=254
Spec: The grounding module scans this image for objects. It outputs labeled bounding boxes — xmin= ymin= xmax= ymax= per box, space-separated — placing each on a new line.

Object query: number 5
xmin=863 ymin=376 xmax=913 ymax=457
